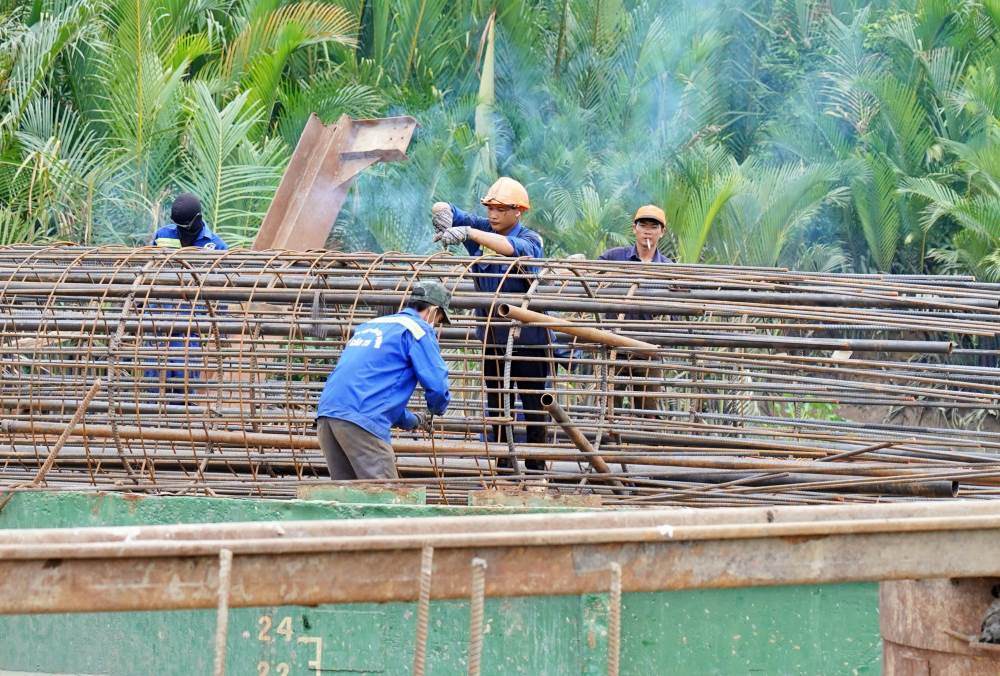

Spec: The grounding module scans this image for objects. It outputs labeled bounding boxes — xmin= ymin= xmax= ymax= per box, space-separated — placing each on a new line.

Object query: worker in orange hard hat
xmin=431 ymin=177 xmax=551 ymax=476
xmin=598 ymin=204 xmax=673 ymax=418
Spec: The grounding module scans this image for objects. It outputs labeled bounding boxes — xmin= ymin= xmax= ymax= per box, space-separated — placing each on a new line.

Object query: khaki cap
xmin=633 ymin=204 xmax=666 ymax=226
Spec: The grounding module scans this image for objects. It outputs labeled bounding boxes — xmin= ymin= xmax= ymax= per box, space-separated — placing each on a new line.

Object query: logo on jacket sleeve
xmin=347 ymin=327 xmax=384 ymax=349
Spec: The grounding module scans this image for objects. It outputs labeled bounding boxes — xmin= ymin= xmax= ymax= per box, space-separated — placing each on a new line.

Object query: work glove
xmin=431 ymin=202 xmax=453 ymax=234
xmin=433 ymin=226 xmax=470 ymax=247
xmin=411 ymin=411 xmax=434 ymax=433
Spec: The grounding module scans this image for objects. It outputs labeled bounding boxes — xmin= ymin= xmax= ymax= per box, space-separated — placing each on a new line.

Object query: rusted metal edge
xmin=2 ymin=526 xmax=1000 ymax=614
xmin=5 ymin=503 xmax=1000 ymax=613
xmin=7 ymin=499 xmax=1000 ymax=545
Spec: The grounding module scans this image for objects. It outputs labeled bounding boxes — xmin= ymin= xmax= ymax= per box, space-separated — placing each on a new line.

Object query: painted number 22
xmin=256 ymin=662 xmax=289 ymax=676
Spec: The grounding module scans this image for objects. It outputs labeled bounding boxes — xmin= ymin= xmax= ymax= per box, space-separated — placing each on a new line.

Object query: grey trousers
xmin=316 ymin=417 xmax=399 ymax=480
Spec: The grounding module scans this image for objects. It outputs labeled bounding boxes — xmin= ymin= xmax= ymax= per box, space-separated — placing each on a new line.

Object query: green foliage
xmin=0 ymin=0 xmax=998 ymax=277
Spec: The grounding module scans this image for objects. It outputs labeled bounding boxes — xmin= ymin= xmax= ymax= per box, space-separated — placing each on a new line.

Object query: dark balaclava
xmin=170 ymin=193 xmax=205 ymax=246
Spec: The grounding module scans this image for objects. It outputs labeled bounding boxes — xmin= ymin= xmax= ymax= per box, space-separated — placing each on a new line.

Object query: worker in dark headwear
xmin=147 ymin=193 xmax=227 ymax=391
xmin=431 ymin=177 xmax=550 ymax=473
xmin=152 ymin=193 xmax=228 ymax=250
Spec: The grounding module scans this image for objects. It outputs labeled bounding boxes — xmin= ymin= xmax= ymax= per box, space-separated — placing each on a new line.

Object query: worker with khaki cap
xmin=598 ymin=204 xmax=672 ymax=417
xmin=598 ymin=205 xmax=670 ymax=265
xmin=431 ymin=178 xmax=550 ymax=474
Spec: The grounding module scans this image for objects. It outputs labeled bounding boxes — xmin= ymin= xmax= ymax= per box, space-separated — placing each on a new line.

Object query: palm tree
xmin=0 ymin=0 xmax=994 ymax=282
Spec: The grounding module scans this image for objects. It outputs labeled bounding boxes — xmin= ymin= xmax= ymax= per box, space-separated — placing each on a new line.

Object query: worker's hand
xmin=433 ymin=226 xmax=470 ymax=247
xmin=431 ymin=202 xmax=453 ymax=234
xmin=412 ymin=411 xmax=433 ymax=433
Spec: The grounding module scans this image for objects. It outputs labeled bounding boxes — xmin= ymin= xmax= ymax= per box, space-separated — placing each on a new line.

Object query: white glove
xmin=431 ymin=202 xmax=453 ymax=234
xmin=434 ymin=226 xmax=470 ymax=246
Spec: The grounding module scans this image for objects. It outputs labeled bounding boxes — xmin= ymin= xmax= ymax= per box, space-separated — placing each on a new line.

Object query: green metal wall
xmin=0 ymin=493 xmax=881 ymax=675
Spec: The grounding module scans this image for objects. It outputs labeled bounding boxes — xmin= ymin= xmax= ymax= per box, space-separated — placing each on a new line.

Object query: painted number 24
xmin=257 ymin=615 xmax=294 ymax=642
xmin=255 ymin=614 xmax=324 ymax=676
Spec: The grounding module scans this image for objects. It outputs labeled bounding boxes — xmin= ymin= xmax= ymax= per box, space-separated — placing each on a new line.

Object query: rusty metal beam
xmin=253 ymin=114 xmax=417 ymax=250
xmin=3 ymin=502 xmax=1000 ymax=614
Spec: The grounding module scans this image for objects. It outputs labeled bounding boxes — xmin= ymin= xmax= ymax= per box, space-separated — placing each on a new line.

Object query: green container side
xmin=0 ymin=491 xmax=584 ymax=530
xmin=0 ymin=493 xmax=881 ymax=675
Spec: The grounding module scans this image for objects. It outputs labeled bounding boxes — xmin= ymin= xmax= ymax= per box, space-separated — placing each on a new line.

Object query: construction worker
xmin=431 ymin=177 xmax=549 ymax=472
xmin=152 ymin=193 xmax=228 ymax=250
xmin=315 ymin=281 xmax=452 ymax=480
xmin=598 ymin=204 xmax=671 ymax=268
xmin=147 ymin=193 xmax=227 ymax=390
xmin=598 ymin=205 xmax=672 ymax=416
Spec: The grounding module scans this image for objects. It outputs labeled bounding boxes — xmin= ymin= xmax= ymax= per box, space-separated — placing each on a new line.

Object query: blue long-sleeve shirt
xmin=450 ymin=205 xmax=549 ymax=346
xmin=598 ymin=244 xmax=672 ymax=321
xmin=152 ymin=224 xmax=228 ymax=250
xmin=316 ymin=308 xmax=451 ymax=442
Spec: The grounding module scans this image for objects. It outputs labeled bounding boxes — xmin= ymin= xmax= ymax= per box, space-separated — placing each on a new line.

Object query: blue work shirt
xmin=316 ymin=308 xmax=451 ymax=442
xmin=598 ymin=244 xmax=672 ymax=321
xmin=598 ymin=244 xmax=671 ymax=264
xmin=151 ymin=224 xmax=228 ymax=250
xmin=450 ymin=205 xmax=549 ymax=346
xmin=147 ymin=223 xmax=227 ymax=379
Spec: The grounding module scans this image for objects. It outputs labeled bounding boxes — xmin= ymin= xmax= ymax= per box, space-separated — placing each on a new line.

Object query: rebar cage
xmin=0 ymin=244 xmax=998 ymax=505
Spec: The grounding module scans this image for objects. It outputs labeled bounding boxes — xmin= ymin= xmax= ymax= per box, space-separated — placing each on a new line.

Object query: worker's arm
xmin=450 ymin=205 xmax=489 ymax=231
xmin=394 ymin=408 xmax=419 ymax=430
xmin=450 ymin=206 xmax=515 ymax=256
xmin=409 ymin=332 xmax=451 ymax=415
xmin=467 ymin=228 xmax=515 ymax=256
xmin=449 ymin=206 xmax=542 ymax=258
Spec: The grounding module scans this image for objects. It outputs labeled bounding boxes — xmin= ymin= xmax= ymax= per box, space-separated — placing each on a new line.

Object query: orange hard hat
xmin=480 ymin=177 xmax=530 ymax=211
xmin=633 ymin=204 xmax=666 ymax=226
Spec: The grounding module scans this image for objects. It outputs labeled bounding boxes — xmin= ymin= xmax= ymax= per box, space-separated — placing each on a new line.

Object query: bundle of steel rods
xmin=0 ymin=245 xmax=997 ymax=506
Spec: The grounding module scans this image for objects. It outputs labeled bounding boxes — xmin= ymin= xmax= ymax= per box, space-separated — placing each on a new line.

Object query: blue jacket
xmin=316 ymin=308 xmax=451 ymax=442
xmin=598 ymin=244 xmax=672 ymax=321
xmin=598 ymin=244 xmax=671 ymax=264
xmin=152 ymin=224 xmax=228 ymax=250
xmin=450 ymin=205 xmax=549 ymax=346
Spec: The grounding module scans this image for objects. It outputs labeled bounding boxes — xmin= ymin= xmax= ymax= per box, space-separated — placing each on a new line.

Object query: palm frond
xmin=851 ymin=151 xmax=901 ymax=271
xmin=220 ymin=2 xmax=356 ymax=84
xmin=177 ymin=82 xmax=284 ymax=243
xmin=818 ymin=8 xmax=882 ymax=135
xmin=1 ymin=0 xmax=98 ymax=139
xmin=276 ymin=77 xmax=382 ymax=148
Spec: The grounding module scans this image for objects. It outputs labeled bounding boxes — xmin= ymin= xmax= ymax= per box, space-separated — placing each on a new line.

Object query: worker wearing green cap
xmin=315 ymin=281 xmax=453 ymax=480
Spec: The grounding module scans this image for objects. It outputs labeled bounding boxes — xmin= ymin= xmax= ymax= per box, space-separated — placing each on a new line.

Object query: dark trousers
xmin=483 ymin=346 xmax=550 ymax=471
xmin=612 ymin=357 xmax=663 ymax=417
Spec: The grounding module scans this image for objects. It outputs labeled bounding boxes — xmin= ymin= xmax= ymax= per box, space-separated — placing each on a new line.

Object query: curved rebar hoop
xmin=0 ymin=245 xmax=995 ymax=506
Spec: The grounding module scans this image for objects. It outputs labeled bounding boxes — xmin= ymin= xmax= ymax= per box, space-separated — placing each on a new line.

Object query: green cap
xmin=411 ymin=281 xmax=452 ymax=325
